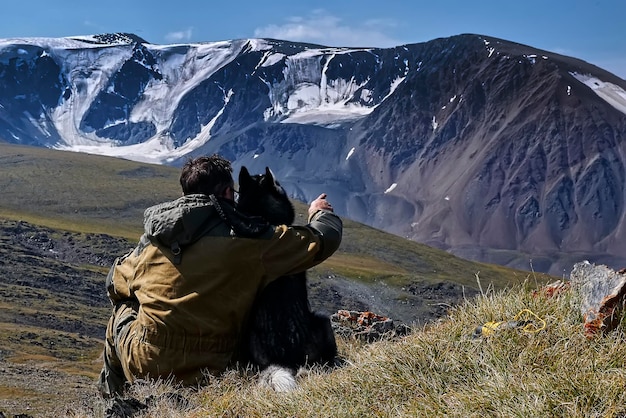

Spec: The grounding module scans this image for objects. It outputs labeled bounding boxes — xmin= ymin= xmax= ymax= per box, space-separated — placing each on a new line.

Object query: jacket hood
xmin=143 ymin=194 xmax=223 ymax=247
xmin=143 ymin=194 xmax=273 ymax=248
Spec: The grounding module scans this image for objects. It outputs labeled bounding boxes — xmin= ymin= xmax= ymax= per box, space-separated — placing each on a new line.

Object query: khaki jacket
xmin=106 ymin=194 xmax=342 ymax=384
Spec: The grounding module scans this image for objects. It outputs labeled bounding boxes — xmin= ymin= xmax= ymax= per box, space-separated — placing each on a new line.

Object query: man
xmin=98 ymin=154 xmax=342 ymax=397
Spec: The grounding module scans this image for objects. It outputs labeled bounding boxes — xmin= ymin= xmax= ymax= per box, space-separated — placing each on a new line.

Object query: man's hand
xmin=308 ymin=193 xmax=334 ymax=217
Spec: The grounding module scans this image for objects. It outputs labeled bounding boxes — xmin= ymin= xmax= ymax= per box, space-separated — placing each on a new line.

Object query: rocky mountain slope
xmin=1 ymin=33 xmax=625 ymax=274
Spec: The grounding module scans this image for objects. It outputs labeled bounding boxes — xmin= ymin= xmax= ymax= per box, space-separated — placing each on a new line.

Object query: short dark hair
xmin=179 ymin=154 xmax=233 ymax=196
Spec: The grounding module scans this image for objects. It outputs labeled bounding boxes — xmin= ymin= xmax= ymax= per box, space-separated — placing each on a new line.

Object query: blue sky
xmin=2 ymin=0 xmax=625 ymax=78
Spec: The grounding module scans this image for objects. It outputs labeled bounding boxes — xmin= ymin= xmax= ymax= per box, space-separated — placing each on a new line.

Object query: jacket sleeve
xmin=260 ymin=210 xmax=342 ymax=279
xmin=307 ymin=209 xmax=342 ymax=261
xmin=105 ymin=238 xmax=148 ymax=304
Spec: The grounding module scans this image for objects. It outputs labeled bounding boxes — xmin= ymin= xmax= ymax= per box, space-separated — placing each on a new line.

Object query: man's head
xmin=180 ymin=155 xmax=234 ymax=198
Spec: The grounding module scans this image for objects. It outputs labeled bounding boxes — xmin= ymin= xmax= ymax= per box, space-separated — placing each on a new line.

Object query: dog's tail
xmin=258 ymin=365 xmax=297 ymax=392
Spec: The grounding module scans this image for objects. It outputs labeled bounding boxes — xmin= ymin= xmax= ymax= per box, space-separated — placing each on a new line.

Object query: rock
xmin=570 ymin=261 xmax=626 ymax=338
xmin=331 ymin=310 xmax=412 ymax=342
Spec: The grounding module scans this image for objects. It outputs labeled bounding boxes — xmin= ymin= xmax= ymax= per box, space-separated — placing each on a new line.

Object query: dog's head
xmin=237 ymin=166 xmax=296 ymax=225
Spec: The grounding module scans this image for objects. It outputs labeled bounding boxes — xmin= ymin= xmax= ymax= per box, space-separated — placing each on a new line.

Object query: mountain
xmin=1 ymin=32 xmax=625 ymax=275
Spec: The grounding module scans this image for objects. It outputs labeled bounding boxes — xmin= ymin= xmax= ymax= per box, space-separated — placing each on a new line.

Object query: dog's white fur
xmin=258 ymin=365 xmax=298 ymax=392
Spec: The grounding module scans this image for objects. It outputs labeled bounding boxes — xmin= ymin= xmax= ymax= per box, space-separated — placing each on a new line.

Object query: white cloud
xmin=253 ymin=10 xmax=401 ymax=48
xmin=165 ymin=27 xmax=194 ymax=43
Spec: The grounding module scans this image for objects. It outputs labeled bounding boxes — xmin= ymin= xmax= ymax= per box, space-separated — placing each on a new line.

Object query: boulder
xmin=570 ymin=261 xmax=626 ymax=338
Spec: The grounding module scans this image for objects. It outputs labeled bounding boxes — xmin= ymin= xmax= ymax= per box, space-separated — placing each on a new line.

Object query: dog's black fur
xmin=236 ymin=166 xmax=337 ymax=371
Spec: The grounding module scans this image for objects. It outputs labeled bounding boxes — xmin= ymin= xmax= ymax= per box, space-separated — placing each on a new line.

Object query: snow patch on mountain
xmin=51 ymin=46 xmax=136 ymax=146
xmin=571 ymin=72 xmax=626 ymax=116
xmin=0 ymin=36 xmax=103 ymax=51
xmin=259 ymin=50 xmax=285 ymax=67
xmin=265 ymin=48 xmax=378 ymax=126
xmin=385 ymin=183 xmax=398 ymax=194
xmin=56 ymin=83 xmax=233 ymax=165
xmin=131 ymin=41 xmax=244 ymax=131
xmin=1 ymin=36 xmax=400 ymax=160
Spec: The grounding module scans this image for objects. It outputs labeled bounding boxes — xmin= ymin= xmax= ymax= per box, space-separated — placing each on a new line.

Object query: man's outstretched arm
xmin=307 ymin=193 xmax=342 ymax=262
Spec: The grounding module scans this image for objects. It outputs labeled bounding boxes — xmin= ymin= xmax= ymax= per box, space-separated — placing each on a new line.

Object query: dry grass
xmin=64 ymin=280 xmax=626 ymax=418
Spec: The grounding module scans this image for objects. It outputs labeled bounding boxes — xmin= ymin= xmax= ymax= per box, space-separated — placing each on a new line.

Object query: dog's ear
xmin=264 ymin=166 xmax=285 ymax=194
xmin=239 ymin=166 xmax=252 ymax=186
xmin=265 ymin=166 xmax=281 ymax=186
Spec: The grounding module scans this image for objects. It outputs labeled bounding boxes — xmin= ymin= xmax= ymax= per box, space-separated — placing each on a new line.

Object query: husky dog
xmin=236 ymin=166 xmax=337 ymax=391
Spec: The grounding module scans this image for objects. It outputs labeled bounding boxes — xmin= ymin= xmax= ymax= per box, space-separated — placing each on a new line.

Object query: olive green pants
xmin=97 ymin=300 xmax=138 ymax=398
xmin=97 ymin=299 xmax=233 ymax=398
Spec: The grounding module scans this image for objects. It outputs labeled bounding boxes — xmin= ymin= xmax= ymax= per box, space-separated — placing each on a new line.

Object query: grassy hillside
xmin=68 ymin=283 xmax=626 ymax=418
xmin=0 ymin=143 xmax=181 ymax=238
xmin=0 ymin=143 xmax=556 ymax=416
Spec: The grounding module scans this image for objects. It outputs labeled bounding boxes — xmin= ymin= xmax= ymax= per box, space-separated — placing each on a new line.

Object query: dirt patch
xmin=0 ymin=359 xmax=104 ymax=417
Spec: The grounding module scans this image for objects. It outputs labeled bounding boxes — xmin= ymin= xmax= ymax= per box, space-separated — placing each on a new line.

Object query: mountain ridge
xmin=1 ymin=33 xmax=625 ymax=275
